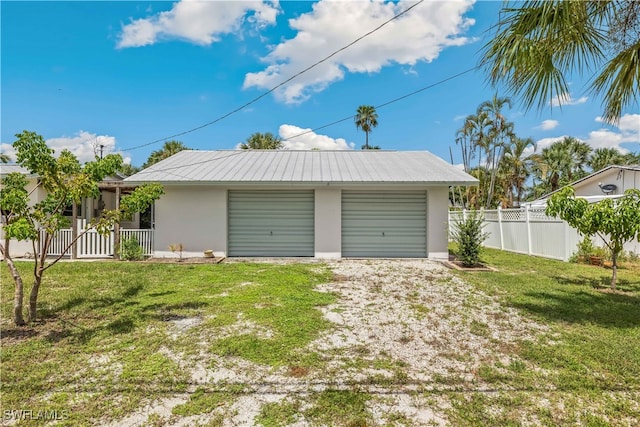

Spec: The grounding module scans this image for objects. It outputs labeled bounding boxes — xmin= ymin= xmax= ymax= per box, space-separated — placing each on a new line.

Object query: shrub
xmin=450 ymin=210 xmax=489 ymax=267
xmin=571 ymin=237 xmax=595 ymax=263
xmin=121 ymin=236 xmax=144 ymax=261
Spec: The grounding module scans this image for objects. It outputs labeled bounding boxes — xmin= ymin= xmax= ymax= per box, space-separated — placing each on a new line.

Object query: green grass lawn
xmin=1 ymin=261 xmax=334 ymax=426
xmin=447 ymin=245 xmax=640 ymax=426
xmin=2 ymin=251 xmax=640 ymax=426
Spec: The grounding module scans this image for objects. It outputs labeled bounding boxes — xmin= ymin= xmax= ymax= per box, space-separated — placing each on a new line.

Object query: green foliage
xmin=0 ymin=172 xmax=30 ymax=232
xmin=355 ymin=105 xmax=379 ymax=150
xmin=570 ymin=237 xmax=595 ymax=263
xmin=119 ymin=183 xmax=164 ymax=218
xmin=481 ymin=1 xmax=639 ymax=123
xmin=1 ymin=130 xmax=164 ymax=324
xmin=547 ymin=187 xmax=640 ymax=288
xmin=239 ymin=132 xmax=282 ymax=150
xmin=450 ymin=211 xmax=489 ymax=266
xmin=142 ymin=140 xmax=189 ymax=168
xmin=120 ymin=237 xmax=144 ymax=261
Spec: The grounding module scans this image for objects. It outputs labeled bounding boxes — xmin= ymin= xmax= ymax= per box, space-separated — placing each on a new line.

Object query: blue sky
xmin=2 ymin=0 xmax=639 ymax=168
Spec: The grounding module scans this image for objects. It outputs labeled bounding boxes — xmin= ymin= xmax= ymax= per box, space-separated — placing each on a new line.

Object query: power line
xmin=130 ymin=65 xmax=480 ymax=177
xmin=122 ymin=0 xmax=425 ymax=152
xmin=280 ymin=66 xmax=479 ymax=143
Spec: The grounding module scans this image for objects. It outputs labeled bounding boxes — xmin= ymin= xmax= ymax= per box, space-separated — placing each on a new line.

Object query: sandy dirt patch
xmin=102 ymin=259 xmax=548 ymax=426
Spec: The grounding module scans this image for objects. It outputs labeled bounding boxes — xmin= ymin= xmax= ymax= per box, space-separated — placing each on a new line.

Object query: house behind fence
xmin=449 ymin=207 xmax=639 ymax=262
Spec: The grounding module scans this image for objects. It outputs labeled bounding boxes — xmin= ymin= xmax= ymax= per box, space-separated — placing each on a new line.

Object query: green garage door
xmin=342 ymin=191 xmax=427 ymax=257
xmin=228 ymin=190 xmax=314 ymax=256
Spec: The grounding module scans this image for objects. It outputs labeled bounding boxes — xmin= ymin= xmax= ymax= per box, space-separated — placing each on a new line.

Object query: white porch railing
xmin=40 ymin=220 xmax=153 ymax=258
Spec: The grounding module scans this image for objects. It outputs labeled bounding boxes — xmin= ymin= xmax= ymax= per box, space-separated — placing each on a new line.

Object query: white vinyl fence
xmin=449 ymin=207 xmax=639 ymax=261
xmin=41 ymin=220 xmax=153 ymax=258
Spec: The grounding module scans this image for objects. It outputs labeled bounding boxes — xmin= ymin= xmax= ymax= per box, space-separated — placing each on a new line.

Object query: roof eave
xmin=123 ymin=180 xmax=479 ymax=187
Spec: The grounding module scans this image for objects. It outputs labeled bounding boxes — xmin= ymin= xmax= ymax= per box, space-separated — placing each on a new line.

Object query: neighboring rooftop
xmin=0 ymin=164 xmax=34 ymax=177
xmin=124 ymin=150 xmax=478 ymax=185
xmin=535 ymin=164 xmax=640 ymax=201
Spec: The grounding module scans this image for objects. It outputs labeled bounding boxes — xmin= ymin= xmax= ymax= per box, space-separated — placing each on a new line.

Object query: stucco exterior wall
xmin=152 ymin=184 xmax=452 ymax=260
xmin=426 ymin=187 xmax=449 ymax=260
xmin=153 ymin=186 xmax=227 ymax=258
xmin=574 ymin=168 xmax=640 ymax=197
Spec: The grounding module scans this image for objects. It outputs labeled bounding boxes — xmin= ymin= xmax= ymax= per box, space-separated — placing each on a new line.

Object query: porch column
xmin=113 ymin=186 xmax=121 ymax=260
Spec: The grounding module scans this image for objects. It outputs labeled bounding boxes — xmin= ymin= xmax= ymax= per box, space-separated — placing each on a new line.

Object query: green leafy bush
xmin=120 ymin=236 xmax=144 ymax=261
xmin=570 ymin=237 xmax=595 ymax=263
xmin=450 ymin=211 xmax=489 ymax=267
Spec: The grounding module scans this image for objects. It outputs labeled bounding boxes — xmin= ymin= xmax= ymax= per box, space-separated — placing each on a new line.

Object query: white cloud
xmin=1 ymin=131 xmax=131 ymax=165
xmin=117 ymin=0 xmax=280 ymax=48
xmin=244 ymin=0 xmax=475 ymax=104
xmin=531 ymin=114 xmax=640 ymax=156
xmin=279 ymin=124 xmax=354 ymax=150
xmin=549 ymin=92 xmax=588 ymax=107
xmin=538 ymin=119 xmax=559 ymax=131
xmin=524 ymin=136 xmax=564 ymax=157
xmin=583 ymin=114 xmax=640 ymax=153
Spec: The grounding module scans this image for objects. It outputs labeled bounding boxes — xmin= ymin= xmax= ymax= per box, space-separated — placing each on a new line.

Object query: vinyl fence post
xmin=498 ymin=206 xmax=504 ymax=250
xmin=525 ymin=205 xmax=532 ymax=255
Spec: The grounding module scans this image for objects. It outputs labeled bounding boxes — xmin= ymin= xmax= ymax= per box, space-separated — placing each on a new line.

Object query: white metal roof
xmin=124 ymin=150 xmax=478 ymax=185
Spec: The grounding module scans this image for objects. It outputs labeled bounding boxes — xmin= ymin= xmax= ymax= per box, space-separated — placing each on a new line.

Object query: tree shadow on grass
xmin=89 ymin=283 xmax=144 ymax=309
xmin=514 ymin=289 xmax=640 ymax=328
xmin=140 ymin=301 xmax=209 ymax=321
xmin=551 ymin=274 xmax=639 ymax=293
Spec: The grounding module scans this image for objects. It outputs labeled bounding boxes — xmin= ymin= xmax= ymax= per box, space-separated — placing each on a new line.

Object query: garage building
xmin=124 ymin=150 xmax=477 ymax=259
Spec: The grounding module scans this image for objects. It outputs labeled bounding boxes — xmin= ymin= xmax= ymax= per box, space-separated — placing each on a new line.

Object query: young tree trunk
xmin=611 ymin=251 xmax=618 ymax=291
xmin=28 ymin=269 xmax=43 ymax=323
xmin=28 ymin=241 xmax=48 ymax=323
xmin=0 ymin=243 xmax=26 ymax=326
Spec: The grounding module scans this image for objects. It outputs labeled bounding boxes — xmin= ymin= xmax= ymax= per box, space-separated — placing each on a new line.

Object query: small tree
xmin=0 ymin=131 xmax=164 ymax=325
xmin=546 ymin=187 xmax=640 ymax=290
xmin=450 ymin=210 xmax=489 ymax=267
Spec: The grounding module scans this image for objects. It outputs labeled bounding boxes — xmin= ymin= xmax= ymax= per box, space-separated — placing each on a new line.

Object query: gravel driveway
xmin=108 ymin=259 xmax=548 ymax=426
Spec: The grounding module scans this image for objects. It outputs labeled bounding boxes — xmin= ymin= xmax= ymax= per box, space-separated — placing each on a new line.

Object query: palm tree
xmin=533 ymin=137 xmax=591 ymax=193
xmin=479 ymin=95 xmax=514 ymax=208
xmin=588 ymin=148 xmax=626 ymax=172
xmin=354 ymin=105 xmax=379 ymax=150
xmin=143 ymin=140 xmax=189 ymax=168
xmin=622 ymin=151 xmax=640 ymax=165
xmin=455 ymin=120 xmax=476 ymax=173
xmin=501 ymin=137 xmax=535 ymax=206
xmin=564 ymin=137 xmax=592 ymax=181
xmin=239 ymin=132 xmax=283 ymax=150
xmin=481 ymin=1 xmax=640 ymax=123
xmin=459 ymin=111 xmax=492 ymax=205
xmin=118 ymin=163 xmax=141 ymax=177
